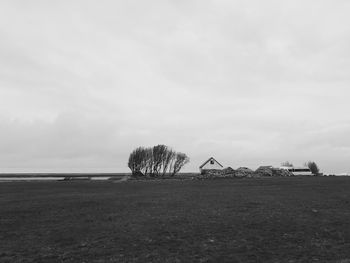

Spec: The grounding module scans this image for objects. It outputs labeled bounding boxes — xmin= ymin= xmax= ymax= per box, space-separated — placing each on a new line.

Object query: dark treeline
xmin=128 ymin=145 xmax=190 ymax=177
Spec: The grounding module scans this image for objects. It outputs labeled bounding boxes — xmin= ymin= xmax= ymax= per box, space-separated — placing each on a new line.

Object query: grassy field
xmin=0 ymin=177 xmax=349 ymax=262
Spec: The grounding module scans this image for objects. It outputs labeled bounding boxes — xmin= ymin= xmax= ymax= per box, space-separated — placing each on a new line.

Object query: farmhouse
xmin=199 ymin=157 xmax=224 ymax=174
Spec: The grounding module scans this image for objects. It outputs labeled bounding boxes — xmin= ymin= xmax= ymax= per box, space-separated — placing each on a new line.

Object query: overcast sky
xmin=1 ymin=0 xmax=350 ymax=173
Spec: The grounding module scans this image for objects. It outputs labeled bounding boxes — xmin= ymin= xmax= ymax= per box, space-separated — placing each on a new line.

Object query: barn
xmin=199 ymin=157 xmax=224 ymax=174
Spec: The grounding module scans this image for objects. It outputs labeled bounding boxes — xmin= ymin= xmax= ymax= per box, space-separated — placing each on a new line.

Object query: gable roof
xmin=199 ymin=157 xmax=224 ymax=169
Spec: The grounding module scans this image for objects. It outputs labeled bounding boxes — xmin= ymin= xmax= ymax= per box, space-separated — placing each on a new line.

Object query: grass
xmin=0 ymin=177 xmax=349 ymax=262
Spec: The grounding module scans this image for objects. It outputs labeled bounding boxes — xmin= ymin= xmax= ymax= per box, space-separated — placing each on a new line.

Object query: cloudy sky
xmin=1 ymin=0 xmax=350 ymax=173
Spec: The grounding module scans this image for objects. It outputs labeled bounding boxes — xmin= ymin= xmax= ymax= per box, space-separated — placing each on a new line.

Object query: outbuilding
xmin=199 ymin=157 xmax=224 ymax=174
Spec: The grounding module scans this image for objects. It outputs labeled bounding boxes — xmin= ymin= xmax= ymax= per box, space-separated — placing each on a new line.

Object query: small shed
xmin=199 ymin=157 xmax=224 ymax=174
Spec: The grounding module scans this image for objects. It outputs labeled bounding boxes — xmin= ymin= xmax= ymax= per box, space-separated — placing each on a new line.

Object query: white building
xmin=280 ymin=166 xmax=313 ymax=176
xmin=199 ymin=157 xmax=223 ymax=174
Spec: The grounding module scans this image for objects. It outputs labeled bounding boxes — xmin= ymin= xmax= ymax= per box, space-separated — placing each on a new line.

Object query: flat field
xmin=0 ymin=177 xmax=349 ymax=262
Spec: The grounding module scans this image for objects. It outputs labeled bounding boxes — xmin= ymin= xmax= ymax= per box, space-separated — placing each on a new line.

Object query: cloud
xmin=0 ymin=0 xmax=350 ymax=173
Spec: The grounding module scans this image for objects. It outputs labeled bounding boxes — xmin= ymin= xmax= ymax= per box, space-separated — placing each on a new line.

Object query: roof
xmin=199 ymin=157 xmax=224 ymax=169
xmin=280 ymin=166 xmax=311 ymax=170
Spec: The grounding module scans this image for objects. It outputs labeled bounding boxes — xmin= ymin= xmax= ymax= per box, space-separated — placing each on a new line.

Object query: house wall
xmin=201 ymin=161 xmax=223 ymax=170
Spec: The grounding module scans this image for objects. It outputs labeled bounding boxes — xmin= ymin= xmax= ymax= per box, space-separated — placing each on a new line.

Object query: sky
xmin=0 ymin=0 xmax=350 ymax=174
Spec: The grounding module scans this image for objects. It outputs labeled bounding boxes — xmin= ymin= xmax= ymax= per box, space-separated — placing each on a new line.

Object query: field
xmin=0 ymin=177 xmax=349 ymax=262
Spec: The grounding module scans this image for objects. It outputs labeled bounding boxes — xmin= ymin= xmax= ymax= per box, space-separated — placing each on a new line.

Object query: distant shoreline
xmin=0 ymin=173 xmax=129 ymax=178
xmin=0 ymin=172 xmax=199 ymax=178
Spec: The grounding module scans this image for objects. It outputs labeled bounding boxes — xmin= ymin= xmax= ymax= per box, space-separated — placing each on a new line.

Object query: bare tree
xmin=162 ymin=148 xmax=175 ymax=176
xmin=143 ymin=147 xmax=153 ymax=176
xmin=281 ymin=161 xmax=294 ymax=167
xmin=172 ymin=152 xmax=190 ymax=176
xmin=128 ymin=147 xmax=147 ymax=176
xmin=128 ymin=151 xmax=137 ymax=174
xmin=152 ymin=145 xmax=168 ymax=176
xmin=306 ymin=161 xmax=320 ymax=176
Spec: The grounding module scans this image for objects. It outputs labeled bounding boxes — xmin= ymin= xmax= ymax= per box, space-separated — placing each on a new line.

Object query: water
xmin=0 ymin=177 xmax=64 ymax=182
xmin=0 ymin=177 xmax=112 ymax=182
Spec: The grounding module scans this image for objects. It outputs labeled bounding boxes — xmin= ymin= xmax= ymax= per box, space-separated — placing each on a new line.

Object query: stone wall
xmin=198 ymin=168 xmax=235 ymax=179
xmin=254 ymin=166 xmax=294 ymax=177
xmin=197 ymin=166 xmax=294 ymax=179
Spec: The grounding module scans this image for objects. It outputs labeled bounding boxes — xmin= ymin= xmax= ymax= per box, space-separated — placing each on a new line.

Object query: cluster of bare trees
xmin=281 ymin=161 xmax=294 ymax=167
xmin=128 ymin=145 xmax=190 ymax=177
